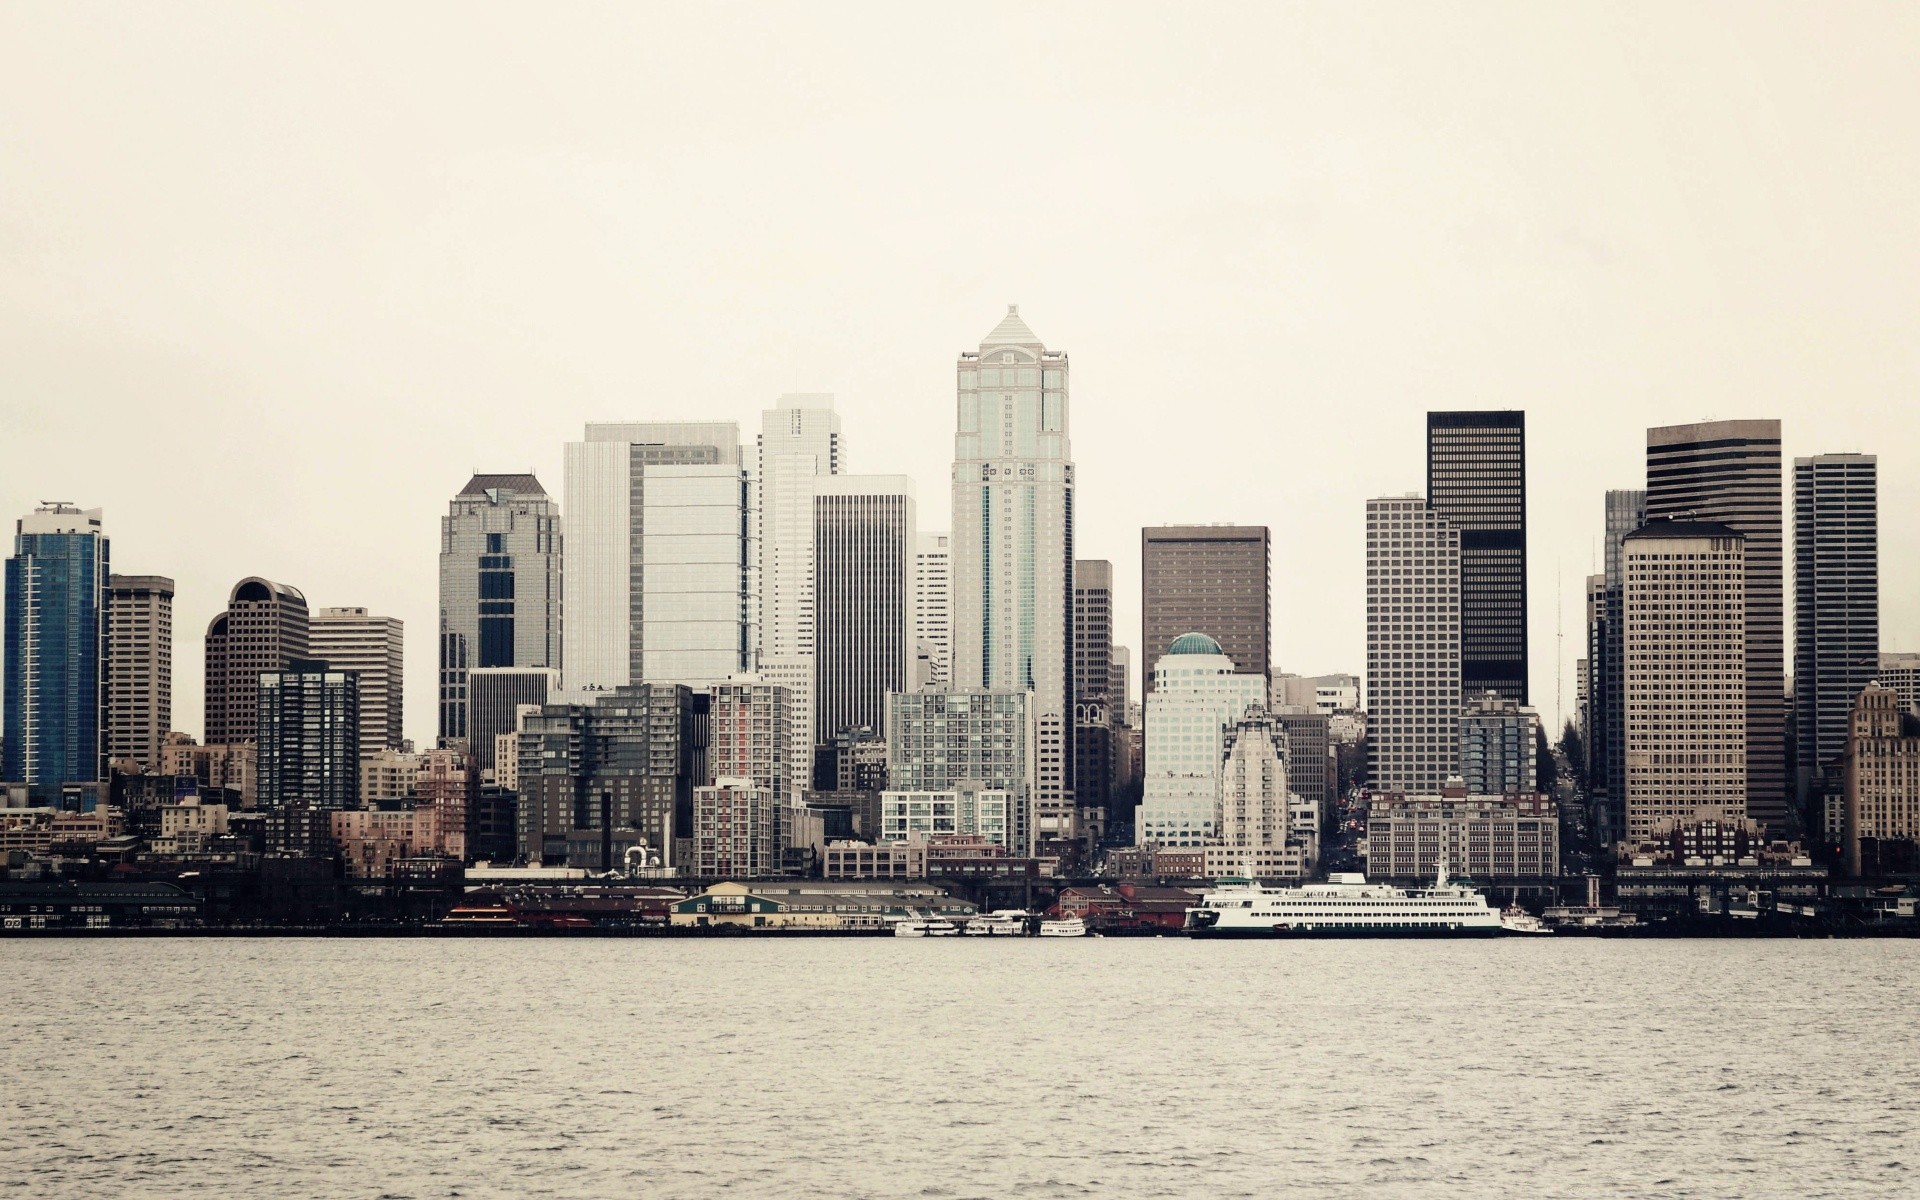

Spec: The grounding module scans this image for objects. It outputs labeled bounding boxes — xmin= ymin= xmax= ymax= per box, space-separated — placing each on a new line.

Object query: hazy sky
xmin=4 ymin=3 xmax=1917 ymax=748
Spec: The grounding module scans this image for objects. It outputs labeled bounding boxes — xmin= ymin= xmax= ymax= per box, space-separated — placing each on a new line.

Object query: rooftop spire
xmin=980 ymin=304 xmax=1041 ymax=348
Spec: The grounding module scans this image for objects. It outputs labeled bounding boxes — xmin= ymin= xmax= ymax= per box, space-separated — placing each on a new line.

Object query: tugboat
xmin=1498 ymin=905 xmax=1553 ymax=935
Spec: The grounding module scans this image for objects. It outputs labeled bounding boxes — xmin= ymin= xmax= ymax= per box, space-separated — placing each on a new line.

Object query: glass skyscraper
xmin=1793 ymin=453 xmax=1878 ymax=799
xmin=1426 ymin=411 xmax=1527 ymax=704
xmin=438 ymin=474 xmax=561 ymax=744
xmin=4 ymin=504 xmax=108 ymax=794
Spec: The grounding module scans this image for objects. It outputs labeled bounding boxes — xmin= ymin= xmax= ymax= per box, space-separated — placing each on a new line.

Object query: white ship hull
xmin=1186 ymin=870 xmax=1505 ymax=938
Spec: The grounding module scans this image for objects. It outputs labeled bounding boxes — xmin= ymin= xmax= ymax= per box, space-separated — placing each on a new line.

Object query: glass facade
xmin=4 ymin=505 xmax=107 ymax=793
xmin=1426 ymin=411 xmax=1527 ymax=704
xmin=1137 ymin=647 xmax=1266 ymax=848
xmin=439 ymin=475 xmax=561 ymax=742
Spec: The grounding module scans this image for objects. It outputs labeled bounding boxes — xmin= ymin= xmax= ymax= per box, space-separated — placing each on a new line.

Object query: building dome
xmin=1166 ymin=632 xmax=1223 ymax=656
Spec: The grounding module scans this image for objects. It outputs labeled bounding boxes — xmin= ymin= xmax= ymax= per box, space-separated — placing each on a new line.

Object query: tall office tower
xmin=1878 ymin=653 xmax=1920 ymax=714
xmin=1274 ymin=710 xmax=1332 ymax=820
xmin=886 ymin=690 xmax=1036 ymax=851
xmin=1843 ymin=684 xmax=1920 ymax=875
xmin=1426 ymin=412 xmax=1527 ymax=703
xmin=755 ymin=395 xmax=842 ymax=662
xmin=694 ymin=778 xmax=775 ymax=878
xmin=950 ymin=306 xmax=1076 ymax=844
xmin=311 ymin=607 xmax=404 ymax=757
xmin=913 ymin=532 xmax=952 ymax=690
xmin=514 ymin=685 xmax=709 ymax=868
xmin=466 ymin=667 xmax=556 ymax=776
xmin=1110 ymin=646 xmax=1131 ymax=717
xmin=1073 ymin=560 xmax=1114 ymax=711
xmin=1793 ymin=454 xmax=1879 ymax=800
xmin=1216 ymin=708 xmax=1293 ymax=856
xmin=1365 ymin=497 xmax=1463 ymax=794
xmin=1621 ymin=520 xmax=1748 ymax=844
xmin=812 ymin=477 xmax=915 ymax=743
xmin=1458 ymin=691 xmax=1538 ymax=795
xmin=563 ymin=422 xmax=752 ymax=695
xmin=256 ymin=659 xmax=360 ymax=809
xmin=709 ymin=677 xmax=795 ymax=806
xmin=1582 ymin=573 xmax=1605 ymax=795
xmin=438 ymin=474 xmax=561 ymax=745
xmin=1140 ymin=525 xmax=1271 ymax=695
xmin=4 ymin=504 xmax=108 ymax=792
xmin=1646 ymin=421 xmax=1784 ymax=832
xmin=204 ymin=577 xmax=309 ymax=746
xmin=1592 ymin=489 xmax=1647 ymax=841
xmin=1136 ymin=633 xmax=1268 ymax=848
xmin=105 ymin=574 xmax=172 ymax=773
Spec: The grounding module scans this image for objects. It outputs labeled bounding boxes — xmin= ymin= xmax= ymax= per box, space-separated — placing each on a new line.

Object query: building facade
xmin=1365 ymin=496 xmax=1463 ymax=793
xmin=311 ymin=607 xmax=404 ymax=758
xmin=1622 ymin=520 xmax=1748 ymax=844
xmin=1457 ymin=691 xmax=1537 ymax=796
xmin=104 ymin=574 xmax=172 ymax=773
xmin=1793 ymin=453 xmax=1878 ymax=801
xmin=466 ymin=666 xmax=556 ymax=776
xmin=205 ymin=577 xmax=309 ymax=747
xmin=1136 ymin=634 xmax=1268 ymax=849
xmin=1587 ymin=488 xmax=1647 ymax=844
xmin=437 ymin=473 xmax=560 ymax=745
xmin=812 ymin=477 xmax=915 ymax=744
xmin=1365 ymin=785 xmax=1559 ymax=882
xmin=1426 ymin=411 xmax=1527 ymax=703
xmin=4 ymin=504 xmax=108 ymax=792
xmin=1140 ymin=525 xmax=1270 ymax=695
xmin=256 ymin=659 xmax=361 ymax=809
xmin=754 ymin=394 xmax=842 ymax=662
xmin=949 ymin=307 xmax=1076 ymax=843
xmin=886 ymin=689 xmax=1036 ymax=851
xmin=913 ymin=532 xmax=951 ymax=691
xmin=1646 ymin=421 xmax=1784 ymax=832
xmin=1879 ymin=653 xmax=1920 ymax=715
xmin=708 ymin=677 xmax=796 ymax=807
xmin=694 ymin=778 xmax=775 ymax=878
xmin=563 ymin=422 xmax=751 ymax=695
xmin=1843 ymin=684 xmax=1920 ymax=875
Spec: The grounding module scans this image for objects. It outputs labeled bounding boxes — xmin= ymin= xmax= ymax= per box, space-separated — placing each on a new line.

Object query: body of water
xmin=4 ymin=938 xmax=1916 ymax=1198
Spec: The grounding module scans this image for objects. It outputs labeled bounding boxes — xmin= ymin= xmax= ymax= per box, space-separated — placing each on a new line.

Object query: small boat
xmin=1038 ymin=915 xmax=1088 ymax=938
xmin=964 ymin=911 xmax=1029 ymax=936
xmin=1499 ymin=906 xmax=1552 ymax=935
xmin=892 ymin=916 xmax=962 ymax=937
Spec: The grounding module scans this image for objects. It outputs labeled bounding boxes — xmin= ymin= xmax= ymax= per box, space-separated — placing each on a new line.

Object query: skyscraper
xmin=438 ymin=473 xmax=561 ymax=745
xmin=950 ymin=306 xmax=1076 ymax=843
xmin=1590 ymin=488 xmax=1647 ymax=843
xmin=886 ymin=689 xmax=1035 ymax=851
xmin=1136 ymin=633 xmax=1268 ymax=848
xmin=811 ymin=476 xmax=915 ymax=743
xmin=1073 ymin=559 xmax=1114 ymax=712
xmin=311 ymin=607 xmax=404 ymax=757
xmin=205 ymin=577 xmax=309 ymax=747
xmin=563 ymin=422 xmax=752 ymax=695
xmin=256 ymin=659 xmax=360 ymax=809
xmin=1365 ymin=496 xmax=1462 ymax=794
xmin=755 ymin=394 xmax=842 ymax=664
xmin=1140 ymin=525 xmax=1270 ymax=694
xmin=1426 ymin=411 xmax=1527 ymax=703
xmin=4 ymin=504 xmax=108 ymax=792
xmin=1621 ymin=519 xmax=1748 ymax=843
xmin=466 ymin=666 xmax=556 ymax=776
xmin=1793 ymin=453 xmax=1878 ymax=801
xmin=913 ymin=532 xmax=952 ymax=690
xmin=105 ymin=573 xmax=172 ymax=773
xmin=1646 ymin=420 xmax=1785 ymax=832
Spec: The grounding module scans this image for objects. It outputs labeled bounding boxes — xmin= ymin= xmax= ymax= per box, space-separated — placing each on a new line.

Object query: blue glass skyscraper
xmin=4 ymin=504 xmax=108 ymax=795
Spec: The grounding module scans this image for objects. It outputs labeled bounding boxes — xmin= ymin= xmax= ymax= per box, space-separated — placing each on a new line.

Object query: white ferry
xmin=1038 ymin=915 xmax=1089 ymax=938
xmin=1184 ymin=864 xmax=1503 ymax=938
xmin=964 ymin=911 xmax=1029 ymax=936
xmin=891 ymin=916 xmax=962 ymax=937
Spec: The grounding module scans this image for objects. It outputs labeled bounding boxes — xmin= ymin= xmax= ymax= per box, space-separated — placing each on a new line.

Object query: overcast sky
xmin=4 ymin=2 xmax=1917 ymax=747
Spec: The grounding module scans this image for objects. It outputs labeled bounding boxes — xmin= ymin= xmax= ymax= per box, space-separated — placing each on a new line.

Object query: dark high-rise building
xmin=468 ymin=667 xmax=556 ymax=774
xmin=1275 ymin=710 xmax=1332 ymax=819
xmin=812 ymin=480 xmax=914 ymax=744
xmin=106 ymin=574 xmax=173 ymax=773
xmin=438 ymin=474 xmax=561 ymax=745
xmin=514 ymin=685 xmax=708 ymax=868
xmin=257 ymin=659 xmax=360 ymax=809
xmin=1588 ymin=488 xmax=1646 ymax=844
xmin=1141 ymin=525 xmax=1270 ymax=694
xmin=1426 ymin=411 xmax=1527 ymax=704
xmin=205 ymin=578 xmax=309 ymax=747
xmin=4 ymin=504 xmax=108 ymax=794
xmin=1794 ymin=453 xmax=1878 ymax=801
xmin=1646 ymin=420 xmax=1786 ymax=833
xmin=1073 ymin=559 xmax=1114 ymax=710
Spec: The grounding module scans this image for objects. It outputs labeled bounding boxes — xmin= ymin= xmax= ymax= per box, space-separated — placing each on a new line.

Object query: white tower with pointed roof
xmin=950 ymin=306 xmax=1076 ymax=851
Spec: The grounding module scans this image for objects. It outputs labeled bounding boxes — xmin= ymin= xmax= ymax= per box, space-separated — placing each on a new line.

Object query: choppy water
xmin=4 ymin=938 xmax=1917 ymax=1199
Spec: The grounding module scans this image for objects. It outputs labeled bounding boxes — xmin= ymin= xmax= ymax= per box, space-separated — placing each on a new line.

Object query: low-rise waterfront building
xmin=1364 ymin=780 xmax=1559 ymax=882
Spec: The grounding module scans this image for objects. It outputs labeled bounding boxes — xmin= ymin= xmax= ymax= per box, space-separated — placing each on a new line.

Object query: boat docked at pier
xmin=891 ymin=915 xmax=962 ymax=937
xmin=964 ymin=911 xmax=1029 ymax=936
xmin=1185 ymin=863 xmax=1503 ymax=938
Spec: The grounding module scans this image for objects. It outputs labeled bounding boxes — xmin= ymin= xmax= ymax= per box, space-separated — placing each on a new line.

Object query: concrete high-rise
xmin=1793 ymin=453 xmax=1878 ymax=800
xmin=1843 ymin=684 xmax=1920 ymax=875
xmin=105 ymin=574 xmax=172 ymax=773
xmin=886 ymin=690 xmax=1036 ymax=851
xmin=563 ymin=422 xmax=752 ymax=695
xmin=1365 ymin=497 xmax=1462 ymax=794
xmin=1427 ymin=412 xmax=1527 ymax=703
xmin=755 ymin=395 xmax=842 ymax=665
xmin=205 ymin=577 xmax=309 ymax=747
xmin=1588 ymin=488 xmax=1646 ymax=843
xmin=1458 ymin=691 xmax=1537 ymax=795
xmin=438 ymin=474 xmax=561 ymax=746
xmin=1141 ymin=525 xmax=1270 ymax=695
xmin=4 ymin=504 xmax=108 ymax=792
xmin=913 ymin=532 xmax=951 ymax=690
xmin=311 ymin=607 xmax=404 ymax=757
xmin=812 ymin=477 xmax=915 ymax=744
xmin=1878 ymin=653 xmax=1920 ymax=715
xmin=950 ymin=306 xmax=1076 ymax=844
xmin=1646 ymin=421 xmax=1784 ymax=832
xmin=257 ymin=659 xmax=360 ymax=809
xmin=1073 ymin=559 xmax=1114 ymax=712
xmin=709 ymin=676 xmax=796 ymax=806
xmin=1137 ymin=633 xmax=1267 ymax=849
xmin=1622 ymin=520 xmax=1748 ymax=844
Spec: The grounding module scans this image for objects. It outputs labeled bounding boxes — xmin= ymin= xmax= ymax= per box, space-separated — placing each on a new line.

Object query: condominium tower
xmin=256 ymin=659 xmax=361 ymax=809
xmin=1793 ymin=453 xmax=1878 ymax=797
xmin=1646 ymin=420 xmax=1784 ymax=832
xmin=4 ymin=504 xmax=108 ymax=791
xmin=1426 ymin=411 xmax=1527 ymax=703
xmin=1141 ymin=525 xmax=1270 ymax=695
xmin=105 ymin=574 xmax=173 ymax=772
xmin=438 ymin=473 xmax=561 ymax=745
xmin=1365 ymin=497 xmax=1462 ymax=793
xmin=311 ymin=607 xmax=404 ymax=757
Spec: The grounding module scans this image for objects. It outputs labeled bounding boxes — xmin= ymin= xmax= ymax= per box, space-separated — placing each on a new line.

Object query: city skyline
xmin=5 ymin=7 xmax=1918 ymax=749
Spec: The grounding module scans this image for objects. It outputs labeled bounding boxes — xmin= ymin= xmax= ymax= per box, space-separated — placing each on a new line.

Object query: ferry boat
xmin=964 ymin=911 xmax=1029 ymax=936
xmin=1038 ymin=915 xmax=1089 ymax=938
xmin=1185 ymin=863 xmax=1503 ymax=938
xmin=891 ymin=916 xmax=962 ymax=937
